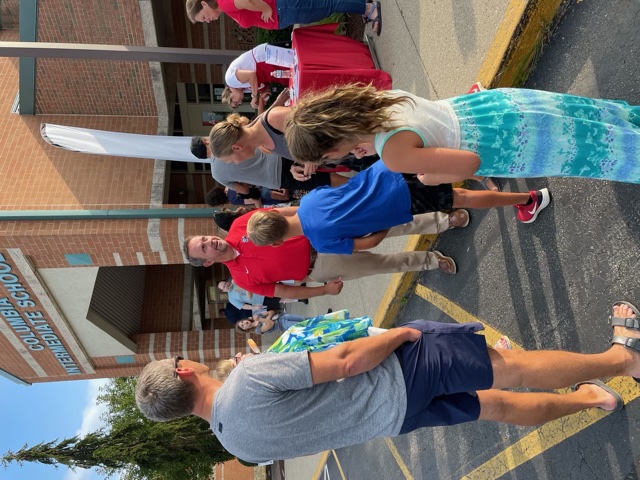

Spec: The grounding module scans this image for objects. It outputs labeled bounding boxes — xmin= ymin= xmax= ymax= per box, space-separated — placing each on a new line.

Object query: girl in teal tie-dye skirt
xmin=284 ymin=85 xmax=640 ymax=184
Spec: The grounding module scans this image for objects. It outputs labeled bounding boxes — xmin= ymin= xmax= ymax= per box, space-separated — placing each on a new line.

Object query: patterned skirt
xmin=266 ymin=309 xmax=372 ymax=353
xmin=447 ymin=88 xmax=640 ymax=183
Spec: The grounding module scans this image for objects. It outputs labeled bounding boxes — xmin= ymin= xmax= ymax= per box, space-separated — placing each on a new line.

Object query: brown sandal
xmin=433 ymin=250 xmax=457 ymax=274
xmin=448 ymin=209 xmax=470 ymax=228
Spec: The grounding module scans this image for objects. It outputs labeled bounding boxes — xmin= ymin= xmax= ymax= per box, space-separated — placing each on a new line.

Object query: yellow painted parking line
xmin=311 ymin=450 xmax=331 ymax=480
xmin=384 ymin=438 xmax=414 ymax=480
xmin=331 ymin=450 xmax=347 ymax=480
xmin=413 ymin=283 xmax=640 ymax=478
xmin=414 ymin=284 xmax=522 ymax=349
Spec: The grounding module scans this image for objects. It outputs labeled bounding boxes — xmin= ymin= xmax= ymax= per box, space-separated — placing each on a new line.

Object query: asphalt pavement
xmin=281 ymin=1 xmax=640 ymax=478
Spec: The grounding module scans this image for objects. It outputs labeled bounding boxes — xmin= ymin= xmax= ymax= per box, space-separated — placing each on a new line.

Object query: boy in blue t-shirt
xmin=246 ymin=160 xmax=549 ymax=255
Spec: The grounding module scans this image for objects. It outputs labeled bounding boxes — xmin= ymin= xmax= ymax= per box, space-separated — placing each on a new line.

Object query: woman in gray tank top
xmin=207 ymin=109 xmax=349 ymax=190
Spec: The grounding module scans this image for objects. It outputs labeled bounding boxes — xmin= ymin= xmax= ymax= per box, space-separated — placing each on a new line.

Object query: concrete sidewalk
xmin=278 ymin=0 xmax=568 ymax=477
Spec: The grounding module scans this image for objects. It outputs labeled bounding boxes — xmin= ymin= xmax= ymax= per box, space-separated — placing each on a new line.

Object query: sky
xmin=0 ymin=378 xmax=110 ymax=480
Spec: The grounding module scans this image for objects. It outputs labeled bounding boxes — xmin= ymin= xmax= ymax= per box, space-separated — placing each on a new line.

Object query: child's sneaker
xmin=515 ymin=188 xmax=551 ymax=223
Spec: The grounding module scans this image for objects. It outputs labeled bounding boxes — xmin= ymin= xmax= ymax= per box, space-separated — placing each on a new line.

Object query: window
xmin=115 ymin=356 xmax=135 ymax=364
xmin=65 ymin=254 xmax=93 ymax=266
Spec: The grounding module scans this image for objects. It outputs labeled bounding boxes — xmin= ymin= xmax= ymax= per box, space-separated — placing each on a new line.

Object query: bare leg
xmin=477 ymin=384 xmax=618 ymax=426
xmin=490 ymin=303 xmax=640 ymax=390
xmin=452 ymin=188 xmax=530 ymax=209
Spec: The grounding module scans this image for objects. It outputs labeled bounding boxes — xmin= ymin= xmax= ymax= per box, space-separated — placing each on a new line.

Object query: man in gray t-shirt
xmin=135 ymin=303 xmax=638 ymax=463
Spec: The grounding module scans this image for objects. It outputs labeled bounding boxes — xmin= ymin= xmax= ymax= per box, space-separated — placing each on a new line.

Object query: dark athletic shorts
xmin=403 ymin=175 xmax=454 ymax=213
xmin=394 ymin=320 xmax=493 ymax=433
xmin=280 ymin=158 xmax=331 ymax=192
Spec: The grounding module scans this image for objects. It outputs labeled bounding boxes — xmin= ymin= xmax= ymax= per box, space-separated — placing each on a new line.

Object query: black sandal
xmin=609 ymin=300 xmax=640 ymax=383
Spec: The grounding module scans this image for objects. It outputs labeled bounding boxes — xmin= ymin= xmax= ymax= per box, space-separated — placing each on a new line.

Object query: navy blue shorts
xmin=395 ymin=320 xmax=493 ymax=433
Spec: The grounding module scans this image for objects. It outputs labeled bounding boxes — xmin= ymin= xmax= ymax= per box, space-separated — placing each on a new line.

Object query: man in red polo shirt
xmin=183 ymin=209 xmax=463 ymax=299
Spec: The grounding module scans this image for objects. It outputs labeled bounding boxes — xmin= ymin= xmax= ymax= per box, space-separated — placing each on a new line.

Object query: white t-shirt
xmin=225 ymin=43 xmax=269 ymax=91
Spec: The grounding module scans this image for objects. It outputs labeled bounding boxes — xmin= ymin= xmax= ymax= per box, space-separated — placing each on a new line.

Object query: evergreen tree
xmin=2 ymin=377 xmax=234 ymax=479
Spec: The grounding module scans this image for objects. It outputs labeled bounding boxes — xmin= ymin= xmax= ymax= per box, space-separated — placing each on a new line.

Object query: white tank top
xmin=373 ymin=90 xmax=461 ymax=155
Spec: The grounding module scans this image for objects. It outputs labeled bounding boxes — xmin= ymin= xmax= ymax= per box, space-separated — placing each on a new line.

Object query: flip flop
xmin=363 ymin=1 xmax=382 ymax=36
xmin=478 ymin=177 xmax=501 ymax=192
xmin=609 ymin=300 xmax=640 ymax=383
xmin=449 ymin=209 xmax=470 ymax=228
xmin=362 ymin=1 xmax=375 ymax=23
xmin=432 ymin=250 xmax=456 ymax=275
xmin=493 ymin=335 xmax=512 ymax=349
xmin=573 ymin=379 xmax=624 ymax=412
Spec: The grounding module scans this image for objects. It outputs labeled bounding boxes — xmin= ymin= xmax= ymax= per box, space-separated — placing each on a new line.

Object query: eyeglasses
xmin=230 ymin=100 xmax=241 ymax=108
xmin=173 ymin=355 xmax=183 ymax=378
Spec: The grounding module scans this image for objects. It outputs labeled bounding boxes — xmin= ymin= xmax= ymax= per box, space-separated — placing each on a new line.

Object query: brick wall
xmin=0 ymin=30 xmax=175 ymax=270
xmin=215 ymin=459 xmax=255 ymax=480
xmin=0 ymin=211 xmax=226 ymax=269
xmin=1 ymin=0 xmax=19 ymax=29
xmin=0 ymin=34 xmax=157 ymax=212
xmin=34 ymin=0 xmax=156 ymax=115
xmin=0 ymin=27 xmax=265 ymax=385
xmin=0 ymin=242 xmax=267 ymax=385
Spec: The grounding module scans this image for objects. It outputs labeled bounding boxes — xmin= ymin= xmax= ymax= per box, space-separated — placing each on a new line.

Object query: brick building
xmin=0 ymin=0 xmax=270 ymax=394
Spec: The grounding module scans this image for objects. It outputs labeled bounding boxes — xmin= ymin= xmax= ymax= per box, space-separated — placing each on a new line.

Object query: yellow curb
xmin=374 ymin=0 xmax=568 ymax=328
xmin=477 ymin=0 xmax=568 ymax=88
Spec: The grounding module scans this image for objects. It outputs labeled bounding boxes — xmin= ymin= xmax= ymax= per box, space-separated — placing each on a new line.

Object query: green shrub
xmin=256 ymin=26 xmax=294 ymax=45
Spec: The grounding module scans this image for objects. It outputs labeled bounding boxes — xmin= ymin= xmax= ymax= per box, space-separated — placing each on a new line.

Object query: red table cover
xmin=291 ymin=24 xmax=392 ymax=100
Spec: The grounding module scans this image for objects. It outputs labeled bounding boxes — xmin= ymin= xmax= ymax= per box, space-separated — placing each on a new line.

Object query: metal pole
xmin=0 ymin=208 xmax=222 ymax=222
xmin=0 ymin=42 xmax=244 ymax=64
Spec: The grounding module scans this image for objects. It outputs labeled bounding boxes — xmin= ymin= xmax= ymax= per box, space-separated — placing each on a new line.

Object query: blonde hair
xmin=216 ymin=359 xmax=235 ymax=381
xmin=284 ymin=84 xmax=413 ymax=164
xmin=185 ymin=0 xmax=218 ymax=23
xmin=221 ymin=87 xmax=237 ymax=108
xmin=246 ymin=210 xmax=288 ymax=246
xmin=208 ymin=113 xmax=250 ymax=157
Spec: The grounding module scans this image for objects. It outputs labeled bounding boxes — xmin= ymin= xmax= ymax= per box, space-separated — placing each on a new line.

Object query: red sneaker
xmin=467 ymin=82 xmax=486 ymax=94
xmin=515 ymin=188 xmax=551 ymax=223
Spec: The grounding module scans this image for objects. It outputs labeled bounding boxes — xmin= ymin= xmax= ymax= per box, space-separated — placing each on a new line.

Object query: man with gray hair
xmin=183 ymin=207 xmax=468 ymax=300
xmin=135 ymin=302 xmax=638 ymax=463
